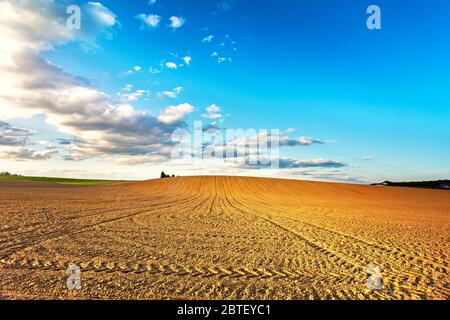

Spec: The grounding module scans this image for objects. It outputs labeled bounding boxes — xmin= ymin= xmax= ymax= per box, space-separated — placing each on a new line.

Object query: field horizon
xmin=2 ymin=172 xmax=449 ymax=189
xmin=1 ymin=175 xmax=448 ymax=300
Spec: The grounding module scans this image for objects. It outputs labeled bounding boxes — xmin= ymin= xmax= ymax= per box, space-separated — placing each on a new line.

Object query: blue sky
xmin=0 ymin=0 xmax=449 ymax=182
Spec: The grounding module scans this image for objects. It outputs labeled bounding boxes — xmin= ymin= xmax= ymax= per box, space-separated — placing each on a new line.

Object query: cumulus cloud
xmin=225 ymin=131 xmax=326 ymax=149
xmin=86 ymin=2 xmax=117 ymax=27
xmin=169 ymin=16 xmax=185 ymax=29
xmin=136 ymin=13 xmax=161 ymax=28
xmin=279 ymin=136 xmax=325 ymax=146
xmin=122 ymin=84 xmax=133 ymax=92
xmin=0 ymin=0 xmax=193 ymax=162
xmin=164 ymin=53 xmax=192 ymax=69
xmin=217 ymin=57 xmax=232 ymax=64
xmin=190 ymin=131 xmax=328 ymax=172
xmin=119 ymin=65 xmax=143 ymax=76
xmin=74 ymin=2 xmax=120 ymax=51
xmin=0 ymin=120 xmax=58 ymax=161
xmin=165 ymin=61 xmax=178 ymax=69
xmin=0 ymin=121 xmax=34 ymax=146
xmin=195 ymin=128 xmax=340 ymax=171
xmin=157 ymin=103 xmax=195 ymax=125
xmin=0 ymin=1 xmax=112 ymax=52
xmin=202 ymin=35 xmax=214 ymax=42
xmin=157 ymin=87 xmax=183 ymax=99
xmin=118 ymin=88 xmax=149 ymax=102
xmin=3 ymin=147 xmax=57 ymax=161
xmin=202 ymin=104 xmax=223 ymax=120
xmin=112 ymin=154 xmax=170 ymax=166
xmin=232 ymin=156 xmax=345 ymax=170
xmin=183 ymin=56 xmax=192 ymax=65
xmin=280 ymin=168 xmax=367 ymax=184
xmin=278 ymin=159 xmax=346 ymax=169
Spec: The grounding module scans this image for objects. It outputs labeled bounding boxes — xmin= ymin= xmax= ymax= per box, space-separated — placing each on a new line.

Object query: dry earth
xmin=0 ymin=176 xmax=448 ymax=299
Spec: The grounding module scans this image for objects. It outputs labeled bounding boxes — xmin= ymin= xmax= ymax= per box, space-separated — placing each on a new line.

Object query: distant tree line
xmin=160 ymin=171 xmax=176 ymax=179
xmin=0 ymin=171 xmax=21 ymax=177
xmin=371 ymin=180 xmax=450 ymax=190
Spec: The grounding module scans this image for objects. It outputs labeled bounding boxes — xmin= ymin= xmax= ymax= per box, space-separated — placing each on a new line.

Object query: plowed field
xmin=0 ymin=176 xmax=448 ymax=299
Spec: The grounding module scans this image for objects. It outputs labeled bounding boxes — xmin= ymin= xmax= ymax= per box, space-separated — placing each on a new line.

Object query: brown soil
xmin=0 ymin=176 xmax=448 ymax=299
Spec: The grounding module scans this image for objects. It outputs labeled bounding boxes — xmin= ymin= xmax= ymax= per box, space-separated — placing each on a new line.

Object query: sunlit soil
xmin=0 ymin=176 xmax=448 ymax=299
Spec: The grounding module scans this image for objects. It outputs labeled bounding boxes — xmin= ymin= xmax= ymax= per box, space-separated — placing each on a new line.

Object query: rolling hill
xmin=0 ymin=176 xmax=448 ymax=299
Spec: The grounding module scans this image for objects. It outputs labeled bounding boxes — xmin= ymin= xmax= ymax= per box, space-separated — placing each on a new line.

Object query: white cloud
xmin=217 ymin=57 xmax=232 ymax=64
xmin=37 ymin=139 xmax=51 ymax=145
xmin=285 ymin=128 xmax=297 ymax=134
xmin=219 ymin=132 xmax=327 ymax=156
xmin=169 ymin=16 xmax=185 ymax=29
xmin=0 ymin=1 xmax=117 ymax=53
xmin=123 ymin=84 xmax=133 ymax=92
xmin=225 ymin=157 xmax=346 ymax=170
xmin=157 ymin=103 xmax=195 ymax=125
xmin=0 ymin=1 xmax=193 ymax=162
xmin=136 ymin=13 xmax=161 ymax=28
xmin=157 ymin=87 xmax=183 ymax=99
xmin=281 ymin=136 xmax=325 ymax=146
xmin=119 ymin=89 xmax=149 ymax=102
xmin=148 ymin=0 xmax=157 ymax=5
xmin=206 ymin=34 xmax=238 ymax=64
xmin=119 ymin=65 xmax=142 ymax=76
xmin=361 ymin=156 xmax=373 ymax=160
xmin=206 ymin=104 xmax=221 ymax=114
xmin=202 ymin=104 xmax=223 ymax=120
xmin=79 ymin=2 xmax=120 ymax=50
xmin=280 ymin=168 xmax=367 ymax=184
xmin=165 ymin=61 xmax=178 ymax=69
xmin=0 ymin=120 xmax=57 ymax=161
xmin=282 ymin=159 xmax=346 ymax=168
xmin=0 ymin=121 xmax=34 ymax=146
xmin=183 ymin=56 xmax=192 ymax=65
xmin=202 ymin=35 xmax=214 ymax=42
xmin=87 ymin=2 xmax=117 ymax=27
xmin=2 ymin=147 xmax=57 ymax=161
xmin=113 ymin=154 xmax=170 ymax=166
